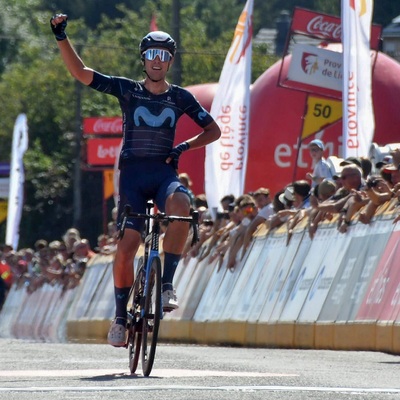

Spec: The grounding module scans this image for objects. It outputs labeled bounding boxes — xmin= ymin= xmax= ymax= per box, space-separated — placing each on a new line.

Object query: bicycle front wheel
xmin=128 ymin=260 xmax=144 ymax=374
xmin=141 ymin=256 xmax=162 ymax=377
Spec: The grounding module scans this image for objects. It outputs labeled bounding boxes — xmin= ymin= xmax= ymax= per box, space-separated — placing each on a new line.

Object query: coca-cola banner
xmin=86 ymin=138 xmax=121 ymax=166
xmin=291 ymin=7 xmax=381 ymax=50
xmin=83 ymin=117 xmax=122 ymax=136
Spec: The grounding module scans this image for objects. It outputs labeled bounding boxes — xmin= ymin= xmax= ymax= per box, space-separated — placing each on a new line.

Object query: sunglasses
xmin=143 ymin=49 xmax=172 ymax=62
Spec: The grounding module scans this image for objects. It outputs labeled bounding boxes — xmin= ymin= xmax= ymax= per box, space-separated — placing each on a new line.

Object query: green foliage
xmin=0 ymin=0 xmax=398 ymax=247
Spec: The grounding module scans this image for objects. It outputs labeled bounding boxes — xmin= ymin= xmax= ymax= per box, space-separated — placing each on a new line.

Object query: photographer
xmin=359 ymin=175 xmax=393 ymax=224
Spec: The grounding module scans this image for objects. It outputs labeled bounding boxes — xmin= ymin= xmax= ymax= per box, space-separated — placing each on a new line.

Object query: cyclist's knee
xmin=166 ymin=192 xmax=190 ymax=215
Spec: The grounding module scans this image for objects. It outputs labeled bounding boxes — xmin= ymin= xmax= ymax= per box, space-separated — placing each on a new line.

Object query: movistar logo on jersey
xmin=198 ymin=109 xmax=207 ymax=120
xmin=134 ymin=106 xmax=175 ymax=127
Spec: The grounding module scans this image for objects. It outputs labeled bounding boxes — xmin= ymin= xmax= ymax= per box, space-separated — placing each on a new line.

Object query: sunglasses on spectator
xmin=143 ymin=49 xmax=172 ymax=62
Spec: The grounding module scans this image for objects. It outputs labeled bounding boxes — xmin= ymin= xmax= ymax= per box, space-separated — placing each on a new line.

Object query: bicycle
xmin=118 ymin=201 xmax=199 ymax=376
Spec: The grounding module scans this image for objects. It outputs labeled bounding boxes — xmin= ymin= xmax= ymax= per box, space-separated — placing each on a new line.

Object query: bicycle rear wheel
xmin=141 ymin=256 xmax=162 ymax=377
xmin=128 ymin=260 xmax=144 ymax=374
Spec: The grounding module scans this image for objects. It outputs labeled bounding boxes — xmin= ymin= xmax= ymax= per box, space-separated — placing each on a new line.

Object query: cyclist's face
xmin=143 ymin=48 xmax=173 ymax=81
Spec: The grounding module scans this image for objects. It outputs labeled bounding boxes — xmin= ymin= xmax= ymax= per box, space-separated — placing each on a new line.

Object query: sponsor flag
xmin=6 ymin=114 xmax=28 ymax=250
xmin=341 ymin=0 xmax=374 ymax=158
xmin=205 ymin=0 xmax=253 ymax=212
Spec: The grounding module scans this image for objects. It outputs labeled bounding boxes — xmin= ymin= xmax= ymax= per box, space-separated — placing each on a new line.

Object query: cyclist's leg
xmin=108 ymin=164 xmax=146 ymax=346
xmin=153 ymin=163 xmax=191 ymax=309
xmin=163 ymin=190 xmax=191 ymax=269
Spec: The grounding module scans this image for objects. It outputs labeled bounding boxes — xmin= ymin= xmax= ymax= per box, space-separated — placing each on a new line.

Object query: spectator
xmin=220 ymin=194 xmax=236 ymax=211
xmin=334 ymin=165 xmax=368 ymax=233
xmin=95 ymin=234 xmax=110 ymax=253
xmin=242 ymin=187 xmax=274 ymax=254
xmin=194 ymin=194 xmax=208 ymax=209
xmin=306 ymin=139 xmax=333 ymax=187
xmin=308 ymin=179 xmax=337 ymax=239
xmin=340 ymin=156 xmax=372 ymax=181
xmin=286 ymin=180 xmax=312 ymax=243
xmin=179 ymin=172 xmax=196 ymax=207
xmin=204 ymin=203 xmax=242 ymax=264
xmin=318 ymin=164 xmax=363 ymax=217
xmin=62 ymin=228 xmax=81 ymax=258
xmin=359 ymin=175 xmax=393 ymax=224
xmin=72 ymin=239 xmax=95 ymax=263
xmin=226 ymin=196 xmax=258 ymax=270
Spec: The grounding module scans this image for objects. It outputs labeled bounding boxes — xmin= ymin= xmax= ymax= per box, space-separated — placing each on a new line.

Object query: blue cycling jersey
xmin=88 ymin=71 xmax=214 ymax=232
xmin=89 ymin=71 xmax=214 ymax=166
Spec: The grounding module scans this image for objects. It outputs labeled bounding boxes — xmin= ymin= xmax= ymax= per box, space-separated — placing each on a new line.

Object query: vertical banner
xmin=205 ymin=0 xmax=253 ymax=212
xmin=6 ymin=114 xmax=29 ymax=250
xmin=341 ymin=0 xmax=374 ymax=158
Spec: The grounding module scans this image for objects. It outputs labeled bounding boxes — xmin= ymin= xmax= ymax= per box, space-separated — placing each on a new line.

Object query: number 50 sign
xmin=301 ymin=95 xmax=342 ymax=140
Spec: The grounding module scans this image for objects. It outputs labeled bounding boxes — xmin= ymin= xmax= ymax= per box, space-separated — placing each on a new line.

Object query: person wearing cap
xmin=306 ymin=139 xmax=333 ymax=187
xmin=50 ymin=14 xmax=221 ymax=347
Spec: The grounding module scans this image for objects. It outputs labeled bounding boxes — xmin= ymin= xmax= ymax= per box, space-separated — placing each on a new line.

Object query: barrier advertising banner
xmin=356 ymin=229 xmax=400 ymax=321
xmin=268 ymin=234 xmax=312 ymax=322
xmin=257 ymin=230 xmax=305 ymax=322
xmin=246 ymin=234 xmax=287 ymax=322
xmin=319 ymin=221 xmax=390 ymax=322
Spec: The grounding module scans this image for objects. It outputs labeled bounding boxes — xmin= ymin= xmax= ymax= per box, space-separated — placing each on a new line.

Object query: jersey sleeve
xmin=178 ymin=88 xmax=215 ymax=128
xmin=88 ymin=71 xmax=133 ymax=97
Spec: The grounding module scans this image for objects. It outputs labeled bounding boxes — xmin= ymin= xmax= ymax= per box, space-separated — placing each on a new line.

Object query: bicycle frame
xmin=141 ymin=203 xmax=163 ymax=320
xmin=120 ymin=200 xmax=199 ymax=376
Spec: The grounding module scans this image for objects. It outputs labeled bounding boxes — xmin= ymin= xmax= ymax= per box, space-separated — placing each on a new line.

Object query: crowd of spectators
xmin=0 ymin=208 xmax=120 ymax=310
xmin=179 ymin=140 xmax=400 ymax=270
xmin=1 ymin=140 xmax=399 ymax=308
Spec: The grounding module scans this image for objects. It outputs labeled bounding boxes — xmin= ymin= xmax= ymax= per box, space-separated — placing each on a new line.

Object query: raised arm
xmin=50 ymin=14 xmax=94 ymax=86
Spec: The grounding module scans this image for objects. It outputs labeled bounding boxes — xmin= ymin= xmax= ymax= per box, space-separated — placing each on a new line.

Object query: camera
xmin=216 ymin=211 xmax=230 ymax=220
xmin=366 ymin=178 xmax=378 ymax=189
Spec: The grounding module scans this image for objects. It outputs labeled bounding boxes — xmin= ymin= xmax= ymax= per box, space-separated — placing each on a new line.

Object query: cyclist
xmin=50 ymin=14 xmax=221 ymax=347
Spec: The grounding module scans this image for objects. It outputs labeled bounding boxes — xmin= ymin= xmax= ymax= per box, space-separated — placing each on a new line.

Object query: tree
xmin=0 ymin=0 xmax=399 ymax=248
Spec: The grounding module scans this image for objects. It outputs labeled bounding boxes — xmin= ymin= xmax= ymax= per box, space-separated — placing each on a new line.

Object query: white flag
xmin=342 ymin=0 xmax=374 ymax=158
xmin=6 ymin=114 xmax=29 ymax=250
xmin=205 ymin=0 xmax=253 ymax=213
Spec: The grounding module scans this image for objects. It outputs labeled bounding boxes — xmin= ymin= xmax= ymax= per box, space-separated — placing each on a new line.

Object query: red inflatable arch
xmin=176 ymin=51 xmax=400 ymax=197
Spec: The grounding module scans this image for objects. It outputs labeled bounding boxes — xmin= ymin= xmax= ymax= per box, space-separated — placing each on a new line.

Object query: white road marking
xmin=0 ymin=368 xmax=296 ymax=378
xmin=0 ymin=385 xmax=399 ymax=394
xmin=1 ymin=369 xmax=398 ymax=395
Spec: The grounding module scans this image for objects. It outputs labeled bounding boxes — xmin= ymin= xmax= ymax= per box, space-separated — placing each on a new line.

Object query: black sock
xmin=114 ymin=286 xmax=130 ymax=324
xmin=162 ymin=252 xmax=181 ymax=291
